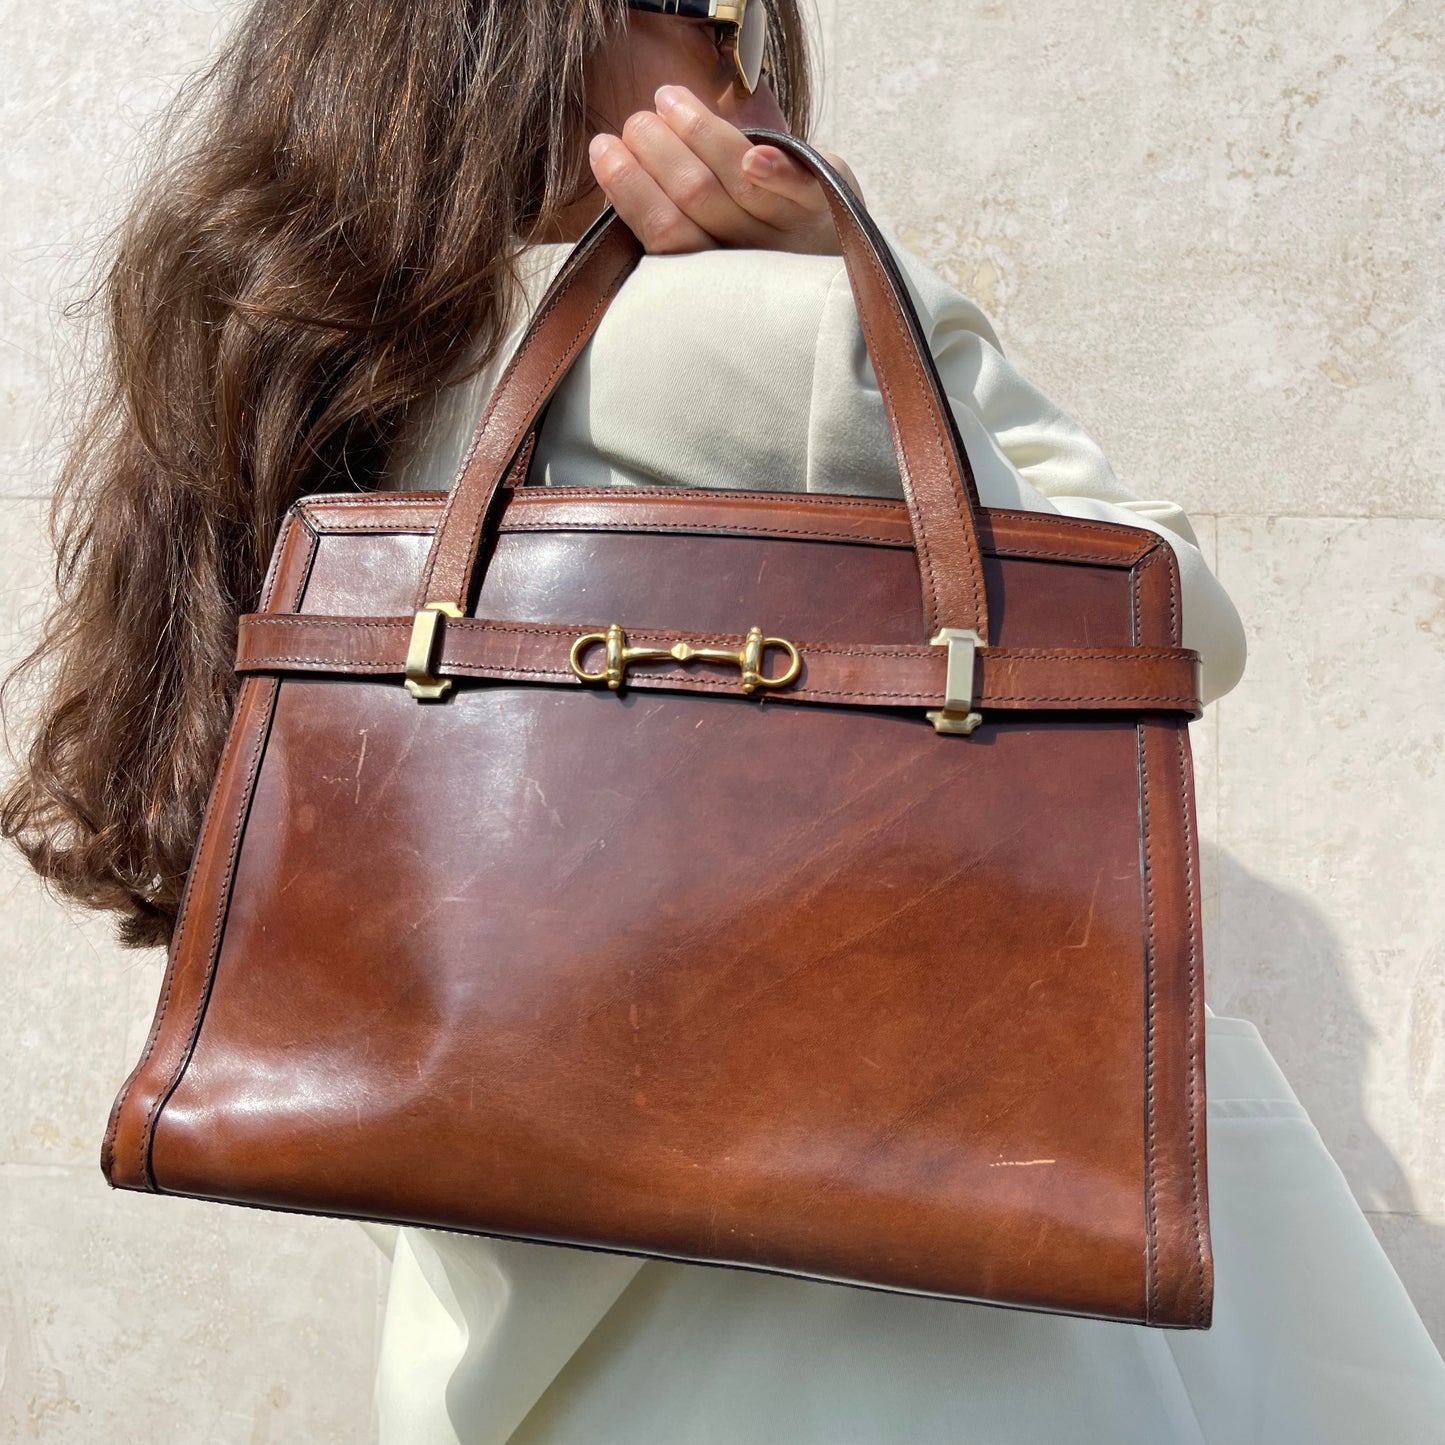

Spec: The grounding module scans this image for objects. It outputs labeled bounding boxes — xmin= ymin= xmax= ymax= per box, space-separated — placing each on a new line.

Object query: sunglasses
xmin=625 ymin=0 xmax=771 ymax=96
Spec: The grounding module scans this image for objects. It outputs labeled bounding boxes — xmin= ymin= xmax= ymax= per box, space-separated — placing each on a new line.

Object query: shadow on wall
xmin=1202 ymin=840 xmax=1443 ymax=1347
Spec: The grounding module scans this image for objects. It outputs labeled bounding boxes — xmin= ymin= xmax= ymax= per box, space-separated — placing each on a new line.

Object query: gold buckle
xmin=570 ymin=623 xmax=801 ymax=694
xmin=404 ymin=601 xmax=463 ymax=700
xmin=925 ymin=627 xmax=984 ymax=734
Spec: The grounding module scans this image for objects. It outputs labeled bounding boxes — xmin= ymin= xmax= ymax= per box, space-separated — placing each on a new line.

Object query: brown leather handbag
xmin=103 ymin=130 xmax=1212 ymax=1328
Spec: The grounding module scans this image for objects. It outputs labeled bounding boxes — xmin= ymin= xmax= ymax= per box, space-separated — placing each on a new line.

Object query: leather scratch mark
xmin=1059 ymin=865 xmax=1105 ymax=953
xmin=989 ymin=1158 xmax=1056 ymax=1168
xmin=354 ymin=728 xmax=369 ymax=805
xmin=524 ymin=775 xmax=562 ymax=828
xmin=363 ymin=718 xmax=424 ymax=806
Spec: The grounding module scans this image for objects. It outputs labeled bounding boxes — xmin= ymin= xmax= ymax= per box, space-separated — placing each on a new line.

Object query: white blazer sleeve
xmin=854 ymin=221 xmax=1248 ymax=707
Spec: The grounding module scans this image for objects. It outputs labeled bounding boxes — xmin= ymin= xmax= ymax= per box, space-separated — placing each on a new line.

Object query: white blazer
xmin=369 ymin=228 xmax=1444 ymax=1444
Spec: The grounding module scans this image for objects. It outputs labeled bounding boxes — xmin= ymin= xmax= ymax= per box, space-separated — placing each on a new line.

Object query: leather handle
xmin=414 ymin=128 xmax=990 ymax=642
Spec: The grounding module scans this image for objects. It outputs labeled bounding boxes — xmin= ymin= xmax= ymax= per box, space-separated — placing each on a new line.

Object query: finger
xmin=740 ymin=145 xmax=831 ymax=218
xmin=588 ymin=133 xmax=716 ymax=254
xmin=619 ymin=108 xmax=784 ymax=246
xmin=741 ymin=145 xmax=863 ymax=215
xmin=652 ymin=85 xmax=802 ymax=231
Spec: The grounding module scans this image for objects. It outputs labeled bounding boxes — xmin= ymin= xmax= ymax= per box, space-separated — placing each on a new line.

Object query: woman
xmin=4 ymin=2 xmax=1442 ymax=1442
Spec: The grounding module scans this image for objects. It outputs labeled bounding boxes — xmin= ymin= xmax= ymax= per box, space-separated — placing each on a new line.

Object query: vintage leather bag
xmin=103 ymin=130 xmax=1213 ymax=1328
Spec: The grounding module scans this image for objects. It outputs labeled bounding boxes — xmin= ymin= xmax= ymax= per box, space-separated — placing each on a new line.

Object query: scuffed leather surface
xmin=107 ymin=489 xmax=1212 ymax=1326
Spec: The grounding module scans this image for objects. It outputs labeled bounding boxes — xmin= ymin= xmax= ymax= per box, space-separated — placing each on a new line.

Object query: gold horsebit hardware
xmin=406 ymin=609 xmax=983 ymax=734
xmin=570 ymin=623 xmax=802 ymax=694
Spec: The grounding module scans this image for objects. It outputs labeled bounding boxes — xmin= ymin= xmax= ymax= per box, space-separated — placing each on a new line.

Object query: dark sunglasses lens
xmin=738 ymin=3 xmax=767 ymax=90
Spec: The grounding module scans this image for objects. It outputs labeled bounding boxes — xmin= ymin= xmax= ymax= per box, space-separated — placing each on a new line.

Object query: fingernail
xmin=655 ymin=84 xmax=684 ymax=112
xmin=744 ymin=147 xmax=776 ymax=177
xmin=589 ymin=134 xmax=612 ymax=162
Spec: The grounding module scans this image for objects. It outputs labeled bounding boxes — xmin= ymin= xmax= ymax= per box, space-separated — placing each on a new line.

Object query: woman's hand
xmin=587 ymin=84 xmax=863 ymax=256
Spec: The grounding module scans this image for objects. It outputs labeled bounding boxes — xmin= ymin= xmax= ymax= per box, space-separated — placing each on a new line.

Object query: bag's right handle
xmin=414 ymin=128 xmax=990 ymax=646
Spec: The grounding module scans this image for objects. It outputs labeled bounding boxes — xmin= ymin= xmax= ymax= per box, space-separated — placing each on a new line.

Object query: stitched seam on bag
xmin=806 ymin=648 xmax=1188 ymax=661
xmin=258 ymin=511 xmax=312 ymax=611
xmin=287 ymin=514 xmax=323 ymax=615
xmin=307 ymin=484 xmax=1162 ymax=541
xmin=504 ymin=519 xmax=913 ymax=547
xmin=303 ymin=489 xmax=1158 ymax=552
xmin=1131 ymin=549 xmax=1145 ymax=643
xmin=1139 ymin=723 xmax=1160 ymax=1323
xmin=498 ymin=520 xmax=1147 ymax=566
xmin=234 ymin=652 xmax=1191 ymax=707
xmin=1132 ymin=549 xmax=1155 ymax=1321
xmin=241 ymin=660 xmax=1195 ymax=694
xmin=1156 ymin=534 xmax=1179 ymax=641
xmin=108 ymin=690 xmax=248 ymax=1187
xmin=132 ymin=517 xmax=313 ymax=1184
xmin=299 ymin=494 xmax=1157 ymax=565
xmin=309 ymin=485 xmax=1152 ymax=535
xmin=124 ymin=678 xmax=255 ymax=1187
xmin=1177 ymin=724 xmax=1207 ymax=1326
xmin=847 ymin=214 xmax=990 ymax=634
xmin=243 ymin=618 xmax=1189 ymax=664
xmin=453 ymin=275 xmax=628 ymax=601
xmin=849 ymin=259 xmax=940 ymax=632
xmin=428 ymin=266 xmax=631 ymax=608
xmin=534 ymin=486 xmax=902 ymax=508
xmin=846 ymin=232 xmax=948 ymax=626
xmin=139 ymin=675 xmax=279 ymax=1187
xmin=417 ymin=240 xmax=604 ymax=603
xmin=105 ymin=516 xmax=313 ymax=1187
xmin=1162 ymin=539 xmax=1180 ymax=645
xmin=301 ymin=514 xmax=1149 ymax=569
xmin=105 ymin=638 xmax=248 ymax=1178
xmin=510 ymin=432 xmax=537 ymax=487
xmin=1135 ymin=541 xmax=1178 ymax=645
xmin=308 ymin=486 xmax=911 ymax=513
xmin=245 ymin=615 xmax=1196 ymax=656
xmin=416 ymin=225 xmax=615 ymax=601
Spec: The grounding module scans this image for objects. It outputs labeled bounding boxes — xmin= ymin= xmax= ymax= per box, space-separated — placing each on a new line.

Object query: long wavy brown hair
xmin=2 ymin=0 xmax=815 ymax=948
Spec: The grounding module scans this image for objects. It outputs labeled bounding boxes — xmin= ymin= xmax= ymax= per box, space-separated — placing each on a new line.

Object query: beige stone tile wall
xmin=813 ymin=0 xmax=1444 ymax=1341
xmin=1 ymin=4 xmax=387 ymax=1440
xmin=2 ymin=0 xmax=1440 ymax=1436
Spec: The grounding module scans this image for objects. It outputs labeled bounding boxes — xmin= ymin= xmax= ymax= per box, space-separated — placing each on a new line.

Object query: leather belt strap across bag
xmin=103 ymin=130 xmax=1213 ymax=1328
